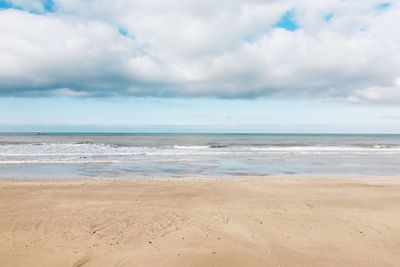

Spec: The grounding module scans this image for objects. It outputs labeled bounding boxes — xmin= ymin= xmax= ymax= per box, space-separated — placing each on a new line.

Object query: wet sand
xmin=0 ymin=177 xmax=399 ymax=267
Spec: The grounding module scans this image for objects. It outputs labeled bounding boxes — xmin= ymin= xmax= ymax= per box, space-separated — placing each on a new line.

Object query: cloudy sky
xmin=0 ymin=0 xmax=400 ymax=132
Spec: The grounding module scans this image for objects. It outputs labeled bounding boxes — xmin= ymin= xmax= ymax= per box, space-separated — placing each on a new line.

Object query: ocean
xmin=1 ymin=133 xmax=400 ymax=179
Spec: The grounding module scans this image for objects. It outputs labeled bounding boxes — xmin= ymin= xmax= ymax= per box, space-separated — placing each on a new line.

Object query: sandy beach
xmin=0 ymin=177 xmax=399 ymax=267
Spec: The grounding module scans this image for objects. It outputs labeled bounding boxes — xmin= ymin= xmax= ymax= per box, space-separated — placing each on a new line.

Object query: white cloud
xmin=0 ymin=0 xmax=399 ymax=102
xmin=353 ymin=78 xmax=400 ymax=102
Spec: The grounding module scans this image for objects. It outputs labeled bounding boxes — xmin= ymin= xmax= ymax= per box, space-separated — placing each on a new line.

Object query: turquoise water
xmin=1 ymin=133 xmax=400 ymax=178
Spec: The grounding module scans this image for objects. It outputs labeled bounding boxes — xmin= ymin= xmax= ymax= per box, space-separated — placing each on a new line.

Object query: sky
xmin=1 ymin=0 xmax=400 ymax=133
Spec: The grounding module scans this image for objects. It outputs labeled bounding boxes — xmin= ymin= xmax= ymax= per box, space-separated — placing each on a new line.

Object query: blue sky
xmin=1 ymin=97 xmax=400 ymax=133
xmin=276 ymin=11 xmax=298 ymax=31
xmin=0 ymin=1 xmax=399 ymax=132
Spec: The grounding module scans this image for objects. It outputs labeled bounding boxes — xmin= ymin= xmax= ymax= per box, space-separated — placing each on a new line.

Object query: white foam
xmin=1 ymin=142 xmax=400 ymax=164
xmin=172 ymin=145 xmax=210 ymax=149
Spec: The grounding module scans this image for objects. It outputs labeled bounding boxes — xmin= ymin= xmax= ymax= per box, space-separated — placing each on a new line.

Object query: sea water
xmin=1 ymin=133 xmax=400 ymax=179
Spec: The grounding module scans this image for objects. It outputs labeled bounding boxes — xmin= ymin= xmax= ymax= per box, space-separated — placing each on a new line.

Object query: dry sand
xmin=0 ymin=177 xmax=399 ymax=267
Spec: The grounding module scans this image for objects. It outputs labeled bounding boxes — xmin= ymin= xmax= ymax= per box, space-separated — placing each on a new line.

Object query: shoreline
xmin=1 ymin=177 xmax=399 ymax=266
xmin=1 ymin=174 xmax=400 ymax=185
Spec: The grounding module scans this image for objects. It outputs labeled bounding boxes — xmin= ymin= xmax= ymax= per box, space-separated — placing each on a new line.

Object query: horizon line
xmin=1 ymin=131 xmax=400 ymax=135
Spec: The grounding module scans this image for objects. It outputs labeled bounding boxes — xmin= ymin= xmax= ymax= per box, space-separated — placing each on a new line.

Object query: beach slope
xmin=0 ymin=178 xmax=399 ymax=267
